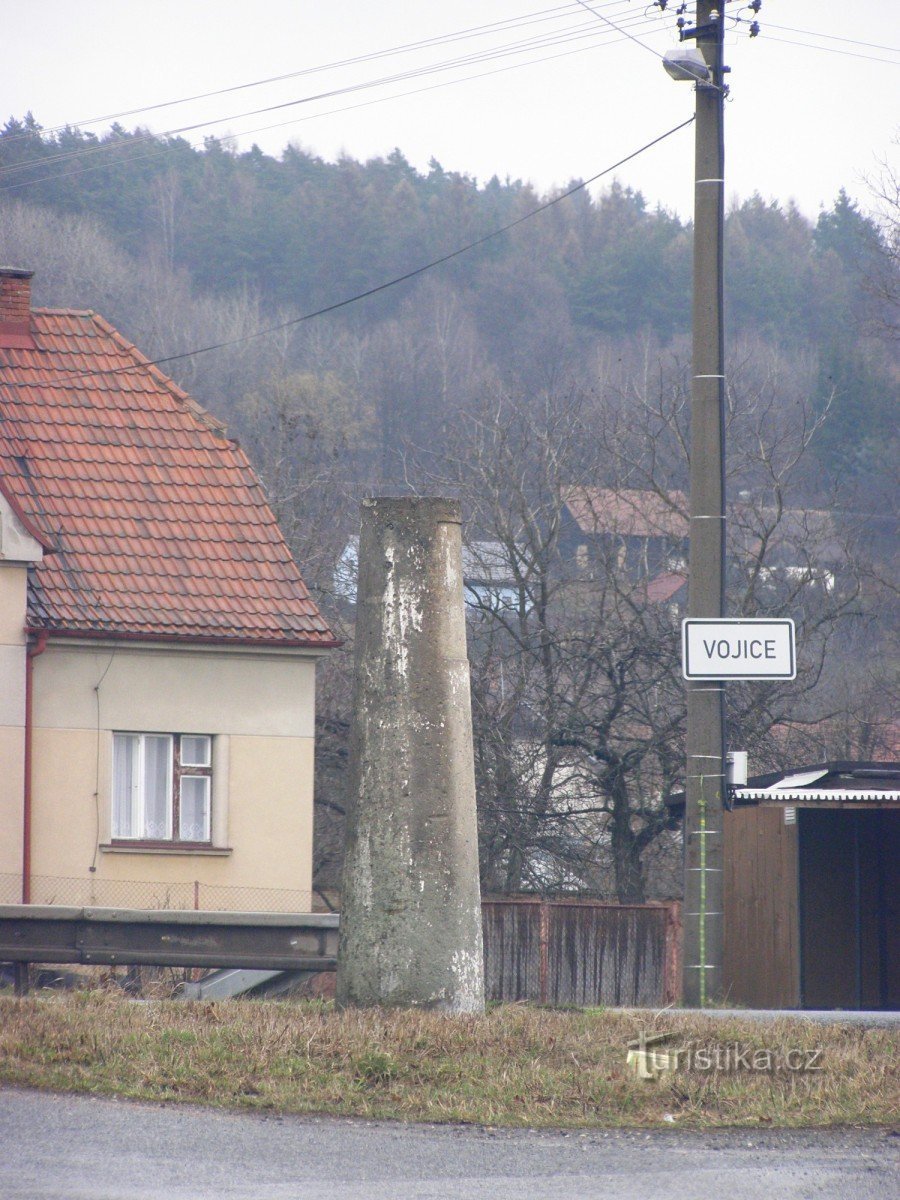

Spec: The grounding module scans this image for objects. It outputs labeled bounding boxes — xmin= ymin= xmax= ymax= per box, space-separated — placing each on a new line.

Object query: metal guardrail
xmin=0 ymin=905 xmax=339 ymax=990
xmin=2 ymin=900 xmax=681 ymax=1006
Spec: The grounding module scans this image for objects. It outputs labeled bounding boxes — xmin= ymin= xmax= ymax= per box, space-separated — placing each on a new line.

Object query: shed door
xmin=799 ymin=809 xmax=899 ymax=1009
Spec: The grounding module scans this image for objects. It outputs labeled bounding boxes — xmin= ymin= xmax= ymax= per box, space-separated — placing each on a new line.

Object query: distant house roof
xmin=562 ymin=487 xmax=688 ymax=540
xmin=643 ymin=571 xmax=688 ymax=605
xmin=562 ymin=488 xmax=843 ymax=569
xmin=462 ymin=540 xmax=522 ymax=586
xmin=666 ymin=762 xmax=900 ymax=811
xmin=0 ymin=301 xmax=337 ymax=648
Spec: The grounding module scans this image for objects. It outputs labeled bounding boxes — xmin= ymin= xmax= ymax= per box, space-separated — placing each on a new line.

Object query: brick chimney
xmin=0 ymin=267 xmax=35 ymax=349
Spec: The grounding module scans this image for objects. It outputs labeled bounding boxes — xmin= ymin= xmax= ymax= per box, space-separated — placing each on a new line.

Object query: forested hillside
xmin=1 ymin=115 xmax=896 ymax=899
xmin=0 ymin=115 xmax=895 ymax=491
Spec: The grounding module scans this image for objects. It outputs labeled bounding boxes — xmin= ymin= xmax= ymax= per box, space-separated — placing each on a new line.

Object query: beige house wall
xmin=17 ymin=641 xmax=320 ymax=910
xmin=1 ymin=496 xmax=44 ymax=894
xmin=0 ymin=564 xmax=29 ymax=888
xmin=0 ymin=727 xmax=24 ymax=883
xmin=32 ymin=643 xmax=316 ymax=738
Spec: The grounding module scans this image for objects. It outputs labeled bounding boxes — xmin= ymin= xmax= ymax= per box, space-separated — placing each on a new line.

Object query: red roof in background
xmin=562 ymin=486 xmax=688 ymax=540
xmin=644 ymin=571 xmax=688 ymax=604
xmin=0 ymin=309 xmax=337 ymax=648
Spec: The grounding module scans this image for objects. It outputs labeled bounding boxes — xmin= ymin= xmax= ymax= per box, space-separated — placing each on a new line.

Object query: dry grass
xmin=0 ymin=991 xmax=896 ymax=1129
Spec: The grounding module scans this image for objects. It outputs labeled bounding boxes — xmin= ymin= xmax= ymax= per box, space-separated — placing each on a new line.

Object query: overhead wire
xmin=5 ymin=5 xmax=893 ymax=181
xmin=0 ymin=10 xmax=672 ymax=193
xmin=0 ymin=5 xmax=664 ymax=180
xmin=0 ymin=35 xmax=645 ymax=195
xmin=0 ymin=3 xmax=644 ymax=172
xmin=574 ymin=0 xmax=724 ymax=90
xmin=736 ymin=30 xmax=899 ymax=66
xmin=2 ymin=2 xmax=637 ymax=144
xmin=1 ymin=3 xmax=608 ymax=142
xmin=1 ymin=116 xmax=694 ymax=387
xmin=572 ymin=0 xmax=665 ymax=61
xmin=758 ymin=22 xmax=900 ymax=56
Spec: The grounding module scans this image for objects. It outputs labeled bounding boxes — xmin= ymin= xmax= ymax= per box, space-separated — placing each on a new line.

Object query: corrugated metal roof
xmin=737 ymin=790 xmax=899 ymax=803
xmin=665 ymin=762 xmax=900 ymax=810
xmin=0 ymin=308 xmax=337 ymax=648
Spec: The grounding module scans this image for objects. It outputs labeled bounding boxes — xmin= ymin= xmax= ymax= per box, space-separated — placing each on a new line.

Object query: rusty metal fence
xmin=482 ymin=898 xmax=682 ymax=1007
xmin=0 ymin=873 xmax=312 ymax=913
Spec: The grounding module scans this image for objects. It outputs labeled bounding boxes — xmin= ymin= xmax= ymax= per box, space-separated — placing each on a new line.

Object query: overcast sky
xmin=5 ymin=1 xmax=898 ymax=220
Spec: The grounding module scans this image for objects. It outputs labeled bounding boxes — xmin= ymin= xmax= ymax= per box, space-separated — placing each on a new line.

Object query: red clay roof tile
xmin=562 ymin=486 xmax=689 ymax=540
xmin=0 ymin=308 xmax=337 ymax=647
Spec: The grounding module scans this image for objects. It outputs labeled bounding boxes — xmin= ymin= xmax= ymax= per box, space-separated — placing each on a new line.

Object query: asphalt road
xmin=1 ymin=1087 xmax=897 ymax=1200
xmin=659 ymin=1009 xmax=900 ymax=1027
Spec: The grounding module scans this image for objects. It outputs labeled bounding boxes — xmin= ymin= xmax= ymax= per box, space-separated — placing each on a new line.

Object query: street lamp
xmin=662 ymin=47 xmax=711 ymax=83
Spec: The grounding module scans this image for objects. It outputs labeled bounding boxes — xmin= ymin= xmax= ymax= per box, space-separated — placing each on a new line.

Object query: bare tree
xmin=418 ymin=341 xmax=871 ymax=902
xmin=0 ymin=198 xmax=302 ymax=412
xmin=420 ymin=387 xmax=686 ymax=900
xmin=230 ymin=368 xmax=378 ymax=904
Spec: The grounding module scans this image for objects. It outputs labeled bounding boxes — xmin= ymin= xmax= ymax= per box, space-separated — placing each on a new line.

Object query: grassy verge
xmin=0 ymin=991 xmax=896 ymax=1128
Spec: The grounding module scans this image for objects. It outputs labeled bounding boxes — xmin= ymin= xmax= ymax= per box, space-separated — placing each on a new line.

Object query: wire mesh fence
xmin=0 ymin=873 xmax=312 ymax=913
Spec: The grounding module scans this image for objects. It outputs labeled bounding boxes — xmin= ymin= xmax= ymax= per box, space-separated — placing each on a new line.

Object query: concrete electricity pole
xmin=681 ymin=2 xmax=727 ymax=1007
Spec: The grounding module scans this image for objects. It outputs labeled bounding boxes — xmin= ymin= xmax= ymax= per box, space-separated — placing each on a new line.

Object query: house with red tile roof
xmin=0 ymin=268 xmax=337 ymax=911
xmin=560 ymin=485 xmax=690 ymax=582
xmin=560 ymin=485 xmax=843 ymax=601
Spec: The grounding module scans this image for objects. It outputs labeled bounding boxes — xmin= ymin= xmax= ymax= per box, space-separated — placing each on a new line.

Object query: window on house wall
xmin=112 ymin=733 xmax=212 ymax=844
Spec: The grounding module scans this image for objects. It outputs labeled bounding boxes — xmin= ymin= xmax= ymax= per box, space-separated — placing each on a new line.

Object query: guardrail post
xmin=13 ymin=962 xmax=29 ymax=996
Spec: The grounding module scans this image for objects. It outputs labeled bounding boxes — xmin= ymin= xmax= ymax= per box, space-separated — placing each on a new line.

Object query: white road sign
xmin=682 ymin=618 xmax=796 ymax=680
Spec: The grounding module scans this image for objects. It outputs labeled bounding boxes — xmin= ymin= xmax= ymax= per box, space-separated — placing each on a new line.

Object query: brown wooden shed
xmin=668 ymin=762 xmax=899 ymax=1009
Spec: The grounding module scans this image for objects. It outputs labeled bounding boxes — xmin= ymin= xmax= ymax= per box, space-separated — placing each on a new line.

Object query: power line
xmin=4 ymin=3 xmax=640 ymax=145
xmin=0 ymin=11 xmax=669 ymax=193
xmin=1 ymin=3 xmax=597 ymax=142
xmin=4 ymin=117 xmax=694 ymax=387
xmin=0 ymin=6 xmax=661 ymax=180
xmin=737 ymin=30 xmax=899 ymax=66
xmin=0 ymin=19 xmax=662 ymax=193
xmin=575 ymin=0 xmax=723 ymax=90
xmin=572 ymin=0 xmax=665 ymax=61
xmin=0 ymin=32 xmax=627 ymax=194
xmin=760 ymin=22 xmax=899 ymax=56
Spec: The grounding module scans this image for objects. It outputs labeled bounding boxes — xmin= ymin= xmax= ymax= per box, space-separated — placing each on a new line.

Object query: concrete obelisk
xmin=336 ymin=496 xmax=484 ymax=1012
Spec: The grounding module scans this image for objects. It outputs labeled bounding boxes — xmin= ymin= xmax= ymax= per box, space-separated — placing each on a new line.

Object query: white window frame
xmin=112 ymin=732 xmax=213 ymax=845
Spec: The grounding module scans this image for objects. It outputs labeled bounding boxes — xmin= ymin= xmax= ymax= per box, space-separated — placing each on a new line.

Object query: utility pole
xmin=682 ymin=1 xmax=727 ymax=1007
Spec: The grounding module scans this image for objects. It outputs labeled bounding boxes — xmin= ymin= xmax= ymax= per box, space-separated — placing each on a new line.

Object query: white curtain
xmin=180 ymin=776 xmax=211 ymax=841
xmin=142 ymin=735 xmax=172 ymax=839
xmin=112 ymin=734 xmax=139 ymax=838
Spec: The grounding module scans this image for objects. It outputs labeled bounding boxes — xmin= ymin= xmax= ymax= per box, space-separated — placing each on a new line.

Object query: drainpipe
xmin=22 ymin=630 xmax=49 ymax=904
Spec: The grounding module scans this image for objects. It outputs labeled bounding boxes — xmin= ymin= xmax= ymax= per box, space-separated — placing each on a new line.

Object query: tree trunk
xmin=610 ymin=784 xmax=646 ymax=903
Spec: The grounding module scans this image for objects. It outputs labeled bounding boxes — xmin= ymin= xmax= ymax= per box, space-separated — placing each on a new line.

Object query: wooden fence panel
xmin=482 ymin=900 xmax=544 ymax=1002
xmin=482 ymin=899 xmax=680 ymax=1008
